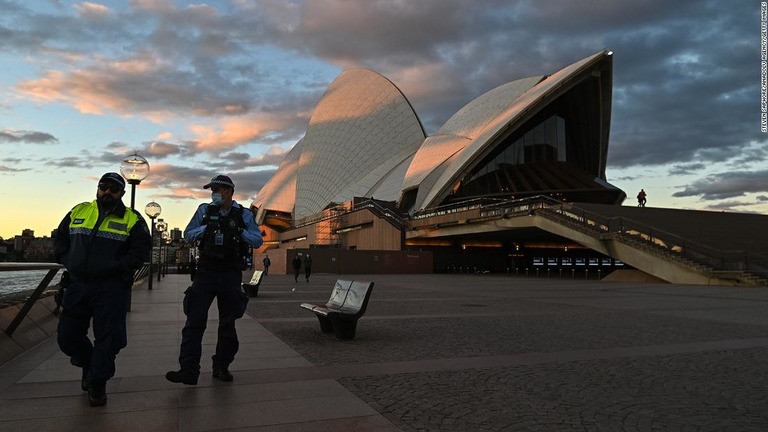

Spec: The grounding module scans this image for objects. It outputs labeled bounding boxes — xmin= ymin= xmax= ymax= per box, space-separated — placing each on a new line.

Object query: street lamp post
xmin=156 ymin=219 xmax=167 ymax=282
xmin=162 ymin=232 xmax=172 ymax=276
xmin=144 ymin=202 xmax=162 ymax=290
xmin=120 ymin=153 xmax=150 ymax=210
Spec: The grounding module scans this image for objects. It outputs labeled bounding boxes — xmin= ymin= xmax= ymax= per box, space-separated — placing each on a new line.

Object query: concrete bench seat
xmin=300 ymin=279 xmax=374 ymax=340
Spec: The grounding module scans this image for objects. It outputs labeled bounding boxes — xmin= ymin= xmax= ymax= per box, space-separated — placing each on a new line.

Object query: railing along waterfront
xmin=0 ymin=262 xmax=63 ymax=337
xmin=1 ymin=262 xmax=153 ymax=337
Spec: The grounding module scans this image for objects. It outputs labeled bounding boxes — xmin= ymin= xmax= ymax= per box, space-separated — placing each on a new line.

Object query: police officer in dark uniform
xmin=54 ymin=172 xmax=151 ymax=407
xmin=166 ymin=175 xmax=262 ymax=385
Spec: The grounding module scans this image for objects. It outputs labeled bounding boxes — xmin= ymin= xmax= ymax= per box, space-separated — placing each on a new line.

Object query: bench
xmin=242 ymin=270 xmax=264 ymax=297
xmin=300 ymin=279 xmax=374 ymax=340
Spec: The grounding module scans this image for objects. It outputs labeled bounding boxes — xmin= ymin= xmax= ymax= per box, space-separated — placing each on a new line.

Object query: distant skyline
xmin=1 ymin=0 xmax=766 ymax=240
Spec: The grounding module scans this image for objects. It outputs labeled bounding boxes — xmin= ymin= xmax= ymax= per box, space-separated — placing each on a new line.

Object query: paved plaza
xmin=2 ymin=272 xmax=768 ymax=431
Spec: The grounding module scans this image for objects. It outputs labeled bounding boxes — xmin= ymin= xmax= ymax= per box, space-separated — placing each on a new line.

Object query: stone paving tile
xmin=339 ymin=347 xmax=768 ymax=431
xmin=6 ymin=273 xmax=768 ymax=431
xmin=260 ymin=311 xmax=768 ymax=366
xmin=250 ymin=274 xmax=768 ymax=431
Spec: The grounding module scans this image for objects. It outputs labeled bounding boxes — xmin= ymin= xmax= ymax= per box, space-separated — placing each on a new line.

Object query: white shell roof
xmin=332 ymin=144 xmax=417 ymax=203
xmin=416 ymin=51 xmax=609 ymax=210
xmin=252 ymin=50 xmax=611 ymax=225
xmin=402 ymin=77 xmax=542 ymax=205
xmin=293 ymin=69 xmax=425 ymax=220
xmin=252 ymin=139 xmax=302 ymax=223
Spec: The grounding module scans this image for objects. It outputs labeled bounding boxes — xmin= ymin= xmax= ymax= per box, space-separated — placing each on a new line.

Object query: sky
xmin=1 ymin=0 xmax=766 ymax=240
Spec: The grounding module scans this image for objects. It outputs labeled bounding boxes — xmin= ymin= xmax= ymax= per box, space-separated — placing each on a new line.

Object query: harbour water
xmin=0 ymin=269 xmax=60 ymax=300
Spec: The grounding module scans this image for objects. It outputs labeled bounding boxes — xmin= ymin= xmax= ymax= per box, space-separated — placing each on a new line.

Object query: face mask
xmin=211 ymin=192 xmax=224 ymax=206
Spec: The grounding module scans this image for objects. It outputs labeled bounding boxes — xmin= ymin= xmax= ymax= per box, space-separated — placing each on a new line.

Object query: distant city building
xmin=14 ymin=230 xmax=35 ymax=253
xmin=23 ymin=237 xmax=54 ymax=262
xmin=170 ymin=228 xmax=182 ymax=243
xmin=10 ymin=229 xmax=54 ymax=262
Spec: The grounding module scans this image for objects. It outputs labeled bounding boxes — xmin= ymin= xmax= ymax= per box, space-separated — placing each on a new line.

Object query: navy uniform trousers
xmin=179 ymin=269 xmax=246 ymax=376
xmin=57 ymin=279 xmax=129 ymax=383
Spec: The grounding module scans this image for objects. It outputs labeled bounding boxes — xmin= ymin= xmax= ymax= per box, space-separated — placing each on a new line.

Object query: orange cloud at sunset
xmin=16 ymin=57 xmax=169 ymax=118
xmin=189 ymin=114 xmax=289 ymax=152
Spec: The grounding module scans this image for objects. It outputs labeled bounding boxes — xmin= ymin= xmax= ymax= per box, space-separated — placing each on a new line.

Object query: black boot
xmin=165 ymin=369 xmax=198 ymax=385
xmin=212 ymin=367 xmax=233 ymax=382
xmin=88 ymin=380 xmax=107 ymax=407
xmin=81 ymin=366 xmax=90 ymax=391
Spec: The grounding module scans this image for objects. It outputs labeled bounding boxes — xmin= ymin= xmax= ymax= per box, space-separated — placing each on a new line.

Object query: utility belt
xmin=69 ymin=273 xmax=125 ymax=284
xmin=196 ymin=260 xmax=244 ymax=272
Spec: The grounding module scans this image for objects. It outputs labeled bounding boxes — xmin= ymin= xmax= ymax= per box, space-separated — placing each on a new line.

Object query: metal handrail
xmin=293 ymin=199 xmax=408 ymax=231
xmin=0 ymin=262 xmax=63 ymax=337
xmin=1 ymin=262 xmax=152 ymax=337
xmin=351 ymin=199 xmax=406 ymax=229
xmin=545 ymin=202 xmax=767 ymax=277
xmin=477 ymin=196 xmax=767 ymax=279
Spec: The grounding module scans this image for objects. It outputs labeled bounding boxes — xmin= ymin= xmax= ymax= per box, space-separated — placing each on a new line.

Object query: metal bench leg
xmin=332 ymin=319 xmax=358 ymax=340
xmin=316 ymin=315 xmax=334 ymax=333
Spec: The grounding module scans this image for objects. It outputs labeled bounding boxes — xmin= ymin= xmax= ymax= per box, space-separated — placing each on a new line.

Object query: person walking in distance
xmin=166 ymin=175 xmax=262 ymax=385
xmin=637 ymin=189 xmax=647 ymax=207
xmin=292 ymin=254 xmax=302 ymax=282
xmin=304 ymin=253 xmax=312 ymax=283
xmin=262 ymin=254 xmax=271 ymax=276
xmin=54 ymin=172 xmax=151 ymax=407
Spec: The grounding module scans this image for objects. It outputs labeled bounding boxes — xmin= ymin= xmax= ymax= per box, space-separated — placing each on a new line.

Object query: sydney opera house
xmin=249 ymin=50 xmax=767 ymax=285
xmin=250 ymin=50 xmax=621 ymax=268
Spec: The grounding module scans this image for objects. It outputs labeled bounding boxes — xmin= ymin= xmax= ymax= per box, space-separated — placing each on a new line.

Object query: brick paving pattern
xmin=256 ymin=274 xmax=768 ymax=431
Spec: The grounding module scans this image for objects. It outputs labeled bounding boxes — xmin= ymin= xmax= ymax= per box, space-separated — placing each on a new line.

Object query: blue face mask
xmin=211 ymin=192 xmax=224 ymax=206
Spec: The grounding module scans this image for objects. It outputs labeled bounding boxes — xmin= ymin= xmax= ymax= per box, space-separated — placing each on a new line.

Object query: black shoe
xmin=165 ymin=369 xmax=198 ymax=385
xmin=81 ymin=366 xmax=90 ymax=391
xmin=88 ymin=381 xmax=107 ymax=407
xmin=212 ymin=368 xmax=233 ymax=382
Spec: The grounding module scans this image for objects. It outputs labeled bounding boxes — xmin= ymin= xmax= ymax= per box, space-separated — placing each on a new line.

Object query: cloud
xmin=138 ymin=162 xmax=277 ymax=202
xmin=144 ymin=141 xmax=185 ymax=158
xmin=673 ymin=170 xmax=768 ymax=200
xmin=15 ymin=54 xmax=252 ymax=120
xmin=245 ymin=145 xmax=291 ymax=167
xmin=75 ymin=2 xmax=111 ymax=19
xmin=0 ymin=129 xmax=58 ymax=145
xmin=187 ymin=113 xmax=303 ymax=152
xmin=44 ymin=156 xmax=90 ymax=168
xmin=0 ymin=165 xmax=31 ymax=173
xmin=668 ymin=163 xmax=706 ymax=176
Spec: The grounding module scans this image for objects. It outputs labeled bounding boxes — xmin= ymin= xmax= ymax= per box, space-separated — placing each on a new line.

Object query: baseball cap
xmin=203 ymin=174 xmax=235 ymax=189
xmin=99 ymin=172 xmax=126 ymax=190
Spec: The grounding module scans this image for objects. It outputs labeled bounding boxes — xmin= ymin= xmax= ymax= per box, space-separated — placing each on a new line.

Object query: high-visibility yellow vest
xmin=69 ymin=201 xmax=141 ymax=241
xmin=62 ymin=200 xmax=144 ymax=281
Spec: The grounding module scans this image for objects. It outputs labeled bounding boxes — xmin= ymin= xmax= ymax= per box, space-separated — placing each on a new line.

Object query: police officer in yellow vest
xmin=53 ymin=172 xmax=151 ymax=407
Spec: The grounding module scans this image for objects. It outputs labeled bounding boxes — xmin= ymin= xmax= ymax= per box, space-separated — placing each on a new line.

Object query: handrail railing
xmin=351 ymin=199 xmax=406 ymax=229
xmin=1 ymin=262 xmax=152 ymax=337
xmin=543 ymin=202 xmax=767 ymax=278
xmin=293 ymin=199 xmax=408 ymax=231
xmin=471 ymin=195 xmax=767 ymax=281
xmin=0 ymin=262 xmax=63 ymax=337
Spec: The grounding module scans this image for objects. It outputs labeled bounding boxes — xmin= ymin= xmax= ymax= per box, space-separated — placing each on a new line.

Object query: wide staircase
xmin=513 ymin=197 xmax=766 ymax=285
xmin=411 ymin=196 xmax=768 ymax=286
